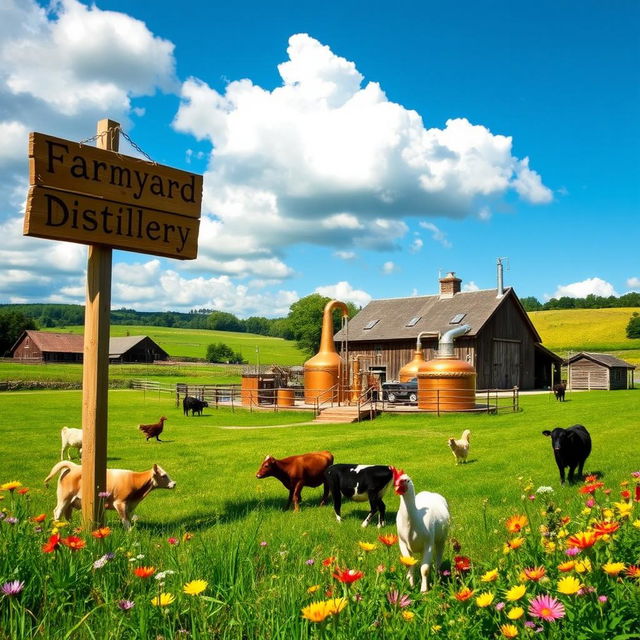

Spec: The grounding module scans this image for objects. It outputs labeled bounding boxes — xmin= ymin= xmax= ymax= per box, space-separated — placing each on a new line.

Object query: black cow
xmin=542 ymin=424 xmax=591 ymax=484
xmin=182 ymin=396 xmax=208 ymax=417
xmin=553 ymin=383 xmax=566 ymax=402
xmin=325 ymin=464 xmax=393 ymax=527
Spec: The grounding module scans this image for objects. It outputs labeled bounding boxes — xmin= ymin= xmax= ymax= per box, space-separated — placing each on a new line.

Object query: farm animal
xmin=553 ymin=383 xmax=566 ymax=401
xmin=138 ymin=416 xmax=167 ymax=442
xmin=60 ymin=426 xmax=83 ymax=460
xmin=447 ymin=429 xmax=471 ymax=464
xmin=324 ymin=464 xmax=393 ymax=527
xmin=393 ymin=468 xmax=450 ymax=592
xmin=183 ymin=396 xmax=208 ymax=416
xmin=44 ymin=460 xmax=176 ymax=529
xmin=542 ymin=424 xmax=592 ymax=484
xmin=255 ymin=451 xmax=334 ymax=511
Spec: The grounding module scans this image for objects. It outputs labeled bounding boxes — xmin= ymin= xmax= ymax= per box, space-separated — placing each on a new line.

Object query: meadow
xmin=1 ymin=388 xmax=638 ymax=638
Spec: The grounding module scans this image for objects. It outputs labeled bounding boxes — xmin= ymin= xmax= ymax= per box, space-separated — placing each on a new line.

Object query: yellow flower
xmin=480 ymin=569 xmax=499 ymax=582
xmin=183 ymin=580 xmax=207 ymax=596
xmin=507 ymin=537 xmax=525 ymax=550
xmin=614 ymin=502 xmax=633 ymax=518
xmin=505 ymin=515 xmax=528 ymax=533
xmin=151 ymin=593 xmax=175 ymax=607
xmin=557 ymin=560 xmax=576 ymax=572
xmin=602 ymin=508 xmax=614 ymax=519
xmin=602 ymin=562 xmax=625 ymax=576
xmin=399 ymin=556 xmax=418 ymax=566
xmin=475 ymin=592 xmax=494 ymax=608
xmin=325 ymin=598 xmax=348 ymax=616
xmin=307 ymin=584 xmax=321 ymax=594
xmin=432 ymin=625 xmax=442 ymax=632
xmin=507 ymin=606 xmax=524 ymax=620
xmin=575 ymin=558 xmax=592 ymax=574
xmin=557 ymin=576 xmax=581 ymax=595
xmin=633 ymin=519 xmax=640 ymax=529
xmin=401 ymin=610 xmax=415 ymax=621
xmin=358 ymin=541 xmax=377 ymax=552
xmin=500 ymin=624 xmax=518 ymax=638
xmin=301 ymin=601 xmax=332 ymax=623
xmin=0 ymin=481 xmax=22 ymax=492
xmin=505 ymin=584 xmax=527 ymax=601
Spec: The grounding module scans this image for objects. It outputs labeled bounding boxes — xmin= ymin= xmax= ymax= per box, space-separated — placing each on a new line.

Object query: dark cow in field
xmin=325 ymin=464 xmax=393 ymax=528
xmin=255 ymin=451 xmax=334 ymax=511
xmin=542 ymin=424 xmax=592 ymax=484
xmin=553 ymin=383 xmax=566 ymax=402
xmin=183 ymin=396 xmax=208 ymax=416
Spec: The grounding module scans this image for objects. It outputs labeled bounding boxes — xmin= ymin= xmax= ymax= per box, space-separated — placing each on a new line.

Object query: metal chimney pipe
xmin=437 ymin=324 xmax=471 ymax=359
xmin=416 ymin=330 xmax=439 ymax=350
xmin=497 ymin=257 xmax=505 ymax=298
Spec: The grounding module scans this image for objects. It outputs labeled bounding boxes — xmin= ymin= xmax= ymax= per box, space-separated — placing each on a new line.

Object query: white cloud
xmin=334 ymin=250 xmax=356 ymax=260
xmin=409 ymin=234 xmax=423 ymax=253
xmin=552 ymin=277 xmax=618 ymax=299
xmin=462 ymin=281 xmax=480 ymax=292
xmin=0 ymin=121 xmax=29 ymax=166
xmin=382 ymin=261 xmax=398 ymax=274
xmin=314 ymin=281 xmax=371 ymax=307
xmin=419 ymin=221 xmax=452 ymax=248
xmin=626 ymin=277 xmax=640 ymax=290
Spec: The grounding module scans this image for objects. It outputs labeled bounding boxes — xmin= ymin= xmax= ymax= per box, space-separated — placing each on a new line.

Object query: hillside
xmin=528 ymin=307 xmax=640 ymax=367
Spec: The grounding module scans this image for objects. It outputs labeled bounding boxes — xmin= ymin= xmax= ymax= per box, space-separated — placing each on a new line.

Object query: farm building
xmin=333 ymin=272 xmax=563 ymax=390
xmin=9 ymin=331 xmax=168 ymax=363
xmin=566 ymin=352 xmax=635 ymax=390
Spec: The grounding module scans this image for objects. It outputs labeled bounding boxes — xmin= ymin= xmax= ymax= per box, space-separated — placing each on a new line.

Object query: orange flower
xmin=584 ymin=475 xmax=599 ymax=483
xmin=505 ymin=537 xmax=525 ymax=550
xmin=322 ymin=556 xmax=336 ymax=567
xmin=454 ymin=587 xmax=475 ymax=601
xmin=592 ymin=521 xmax=620 ymax=537
xmin=91 ymin=527 xmax=111 ymax=539
xmin=522 ymin=566 xmax=546 ymax=582
xmin=134 ymin=566 xmax=156 ymax=578
xmin=626 ymin=565 xmax=640 ymax=579
xmin=332 ymin=568 xmax=364 ymax=584
xmin=31 ymin=513 xmax=47 ymax=523
xmin=557 ymin=561 xmax=576 ymax=572
xmin=378 ymin=534 xmax=398 ymax=547
xmin=61 ymin=535 xmax=85 ymax=551
xmin=18 ymin=488 xmax=30 ymax=495
xmin=506 ymin=515 xmax=528 ymax=533
xmin=42 ymin=534 xmax=61 ymax=553
xmin=567 ymin=531 xmax=597 ymax=549
xmin=579 ymin=482 xmax=604 ymax=494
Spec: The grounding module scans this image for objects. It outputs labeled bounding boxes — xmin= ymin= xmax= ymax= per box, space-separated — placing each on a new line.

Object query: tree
xmin=0 ymin=309 xmax=36 ymax=356
xmin=626 ymin=312 xmax=640 ymax=339
xmin=206 ymin=342 xmax=245 ymax=364
xmin=243 ymin=316 xmax=271 ymax=336
xmin=520 ymin=296 xmax=543 ymax=312
xmin=206 ymin=311 xmax=245 ymax=332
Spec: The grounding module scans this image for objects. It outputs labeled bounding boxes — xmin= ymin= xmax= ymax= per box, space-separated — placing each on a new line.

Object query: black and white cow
xmin=542 ymin=424 xmax=592 ymax=484
xmin=182 ymin=396 xmax=208 ymax=417
xmin=325 ymin=464 xmax=393 ymax=527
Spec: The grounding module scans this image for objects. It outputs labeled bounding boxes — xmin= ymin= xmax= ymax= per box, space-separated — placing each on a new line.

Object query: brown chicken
xmin=139 ymin=416 xmax=167 ymax=443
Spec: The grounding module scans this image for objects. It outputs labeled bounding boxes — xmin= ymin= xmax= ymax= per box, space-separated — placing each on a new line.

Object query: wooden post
xmin=81 ymin=119 xmax=118 ymax=529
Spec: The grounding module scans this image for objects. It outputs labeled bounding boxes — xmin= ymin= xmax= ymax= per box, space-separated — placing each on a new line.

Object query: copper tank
xmin=418 ymin=324 xmax=476 ymax=412
xmin=304 ymin=300 xmax=349 ymax=404
xmin=398 ymin=331 xmax=439 ymax=381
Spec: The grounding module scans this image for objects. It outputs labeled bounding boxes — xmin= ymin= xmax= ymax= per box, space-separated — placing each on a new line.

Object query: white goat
xmin=60 ymin=427 xmax=83 ymax=460
xmin=448 ymin=429 xmax=471 ymax=464
xmin=393 ymin=468 xmax=450 ymax=592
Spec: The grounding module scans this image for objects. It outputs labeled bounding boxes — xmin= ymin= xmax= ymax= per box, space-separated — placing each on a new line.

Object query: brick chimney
xmin=439 ymin=272 xmax=462 ymax=298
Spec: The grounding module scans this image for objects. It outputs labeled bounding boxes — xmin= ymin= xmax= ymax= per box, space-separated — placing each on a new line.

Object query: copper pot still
xmin=303 ymin=300 xmax=349 ymax=404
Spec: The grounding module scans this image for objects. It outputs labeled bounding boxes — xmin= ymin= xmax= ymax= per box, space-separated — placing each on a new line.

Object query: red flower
xmin=620 ymin=490 xmax=631 ymax=500
xmin=333 ymin=568 xmax=364 ymax=584
xmin=133 ymin=566 xmax=156 ymax=578
xmin=18 ymin=488 xmax=30 ymax=495
xmin=566 ymin=531 xmax=597 ymax=549
xmin=42 ymin=534 xmax=61 ymax=553
xmin=592 ymin=521 xmax=620 ymax=537
xmin=322 ymin=556 xmax=336 ymax=567
xmin=635 ymin=485 xmax=640 ymax=502
xmin=61 ymin=535 xmax=86 ymax=551
xmin=579 ymin=482 xmax=604 ymax=494
xmin=167 ymin=537 xmax=179 ymax=545
xmin=454 ymin=555 xmax=471 ymax=572
xmin=31 ymin=514 xmax=47 ymax=523
xmin=91 ymin=527 xmax=111 ymax=539
xmin=378 ymin=534 xmax=398 ymax=547
xmin=626 ymin=566 xmax=640 ymax=579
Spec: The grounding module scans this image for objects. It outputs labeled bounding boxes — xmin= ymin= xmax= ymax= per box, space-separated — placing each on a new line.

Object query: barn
xmin=566 ymin=352 xmax=635 ymax=390
xmin=10 ymin=331 xmax=168 ymax=363
xmin=333 ymin=272 xmax=562 ymax=390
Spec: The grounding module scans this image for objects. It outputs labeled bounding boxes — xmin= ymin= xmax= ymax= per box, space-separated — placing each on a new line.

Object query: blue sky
xmin=0 ymin=0 xmax=638 ymax=316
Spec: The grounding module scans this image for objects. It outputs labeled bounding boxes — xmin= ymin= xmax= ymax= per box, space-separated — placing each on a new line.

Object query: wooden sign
xmin=25 ymin=131 xmax=202 ymax=259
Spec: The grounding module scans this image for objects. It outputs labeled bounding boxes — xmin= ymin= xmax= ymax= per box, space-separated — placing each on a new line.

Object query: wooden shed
xmin=566 ymin=352 xmax=635 ymax=390
xmin=333 ymin=273 xmax=562 ymax=390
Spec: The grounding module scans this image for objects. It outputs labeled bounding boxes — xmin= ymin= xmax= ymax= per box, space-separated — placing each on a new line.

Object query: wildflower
xmin=625 ymin=565 xmax=640 ymax=579
xmin=454 ymin=587 xmax=474 ymax=601
xmin=602 ymin=562 xmax=625 ymax=576
xmin=566 ymin=531 xmax=597 ymax=549
xmin=565 ymin=546 xmax=580 ymax=556
xmin=621 ymin=489 xmax=631 ymax=500
xmin=259 ymin=541 xmax=268 ymax=547
xmin=18 ymin=488 xmax=29 ymax=495
xmin=151 ymin=592 xmax=175 ymax=607
xmin=91 ymin=527 xmax=111 ymax=539
xmin=0 ymin=481 xmax=22 ymax=492
xmin=5 ymin=517 xmax=18 ymax=525
xmin=529 ymin=594 xmax=566 ymax=621
xmin=585 ymin=498 xmax=595 ymax=508
xmin=506 ymin=515 xmax=528 ymax=533
xmin=61 ymin=536 xmax=85 ymax=551
xmin=117 ymin=599 xmax=134 ymax=611
xmin=387 ymin=590 xmax=412 ymax=608
xmin=183 ymin=580 xmax=207 ymax=596
xmin=505 ymin=584 xmax=526 ymax=601
xmin=399 ymin=555 xmax=418 ymax=567
xmin=536 ymin=486 xmax=554 ymax=494
xmin=480 ymin=569 xmax=499 ymax=582
xmin=155 ymin=570 xmax=175 ymax=581
xmin=307 ymin=584 xmax=321 ymax=594
xmin=305 ymin=558 xmax=315 ymax=566
xmin=301 ymin=598 xmax=347 ymax=622
xmin=133 ymin=566 xmax=155 ymax=578
xmin=592 ymin=521 xmax=620 ymax=537
xmin=614 ymin=501 xmax=633 ymax=518
xmin=633 ymin=519 xmax=640 ymax=529
xmin=401 ymin=610 xmax=415 ymax=621
xmin=574 ymin=558 xmax=592 ymax=573
xmin=504 ymin=537 xmax=525 ymax=552
xmin=31 ymin=514 xmax=47 ymax=523
xmin=321 ymin=556 xmax=336 ymax=566
xmin=93 ymin=554 xmax=112 ymax=569
xmin=358 ymin=541 xmax=377 ymax=552
xmin=557 ymin=561 xmax=575 ymax=572
xmin=507 ymin=606 xmax=524 ymax=620
xmin=495 ymin=601 xmax=505 ymax=611
xmin=432 ymin=624 xmax=442 ymax=632
xmin=522 ymin=566 xmax=545 ymax=582
xmin=500 ymin=624 xmax=518 ymax=638
xmin=333 ymin=568 xmax=364 ymax=584
xmin=42 ymin=534 xmax=61 ymax=553
xmin=475 ymin=592 xmax=494 ymax=607
xmin=454 ymin=555 xmax=471 ymax=571
xmin=168 ymin=537 xmax=179 ymax=546
xmin=1 ymin=580 xmax=25 ymax=596
xmin=557 ymin=576 xmax=581 ymax=595
xmin=579 ymin=482 xmax=604 ymax=494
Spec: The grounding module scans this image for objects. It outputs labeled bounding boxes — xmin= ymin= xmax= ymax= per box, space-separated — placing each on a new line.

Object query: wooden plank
xmin=29 ymin=131 xmax=202 ymax=218
xmin=25 ymin=185 xmax=199 ymax=260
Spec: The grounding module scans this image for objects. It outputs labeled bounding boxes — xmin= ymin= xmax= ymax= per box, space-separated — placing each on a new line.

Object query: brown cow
xmin=255 ymin=451 xmax=334 ymax=511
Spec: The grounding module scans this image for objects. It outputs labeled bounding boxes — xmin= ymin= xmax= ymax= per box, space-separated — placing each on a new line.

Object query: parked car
xmin=381 ymin=378 xmax=418 ymax=403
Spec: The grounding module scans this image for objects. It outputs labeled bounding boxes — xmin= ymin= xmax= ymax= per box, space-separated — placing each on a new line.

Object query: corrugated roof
xmin=109 ymin=336 xmax=150 ymax=357
xmin=566 ymin=352 xmax=636 ymax=369
xmin=335 ymin=287 xmax=539 ymax=342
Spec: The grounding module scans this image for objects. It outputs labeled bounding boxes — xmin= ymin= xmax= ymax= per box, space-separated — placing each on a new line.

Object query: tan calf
xmin=44 ymin=461 xmax=176 ymax=529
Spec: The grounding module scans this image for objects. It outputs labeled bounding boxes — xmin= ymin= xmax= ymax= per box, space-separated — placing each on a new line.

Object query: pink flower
xmin=167 ymin=537 xmax=179 ymax=546
xmin=528 ymin=594 xmax=565 ymax=622
xmin=387 ymin=590 xmax=412 ymax=608
xmin=585 ymin=498 xmax=595 ymax=508
xmin=565 ymin=547 xmax=580 ymax=556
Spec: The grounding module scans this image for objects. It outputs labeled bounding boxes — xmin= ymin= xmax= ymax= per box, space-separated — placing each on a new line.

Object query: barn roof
xmin=566 ymin=351 xmax=636 ymax=369
xmin=334 ymin=287 xmax=541 ymax=342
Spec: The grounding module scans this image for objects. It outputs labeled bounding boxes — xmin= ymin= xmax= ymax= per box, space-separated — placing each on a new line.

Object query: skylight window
xmin=449 ymin=313 xmax=466 ymax=324
xmin=363 ymin=319 xmax=379 ymax=330
xmin=406 ymin=316 xmax=421 ymax=327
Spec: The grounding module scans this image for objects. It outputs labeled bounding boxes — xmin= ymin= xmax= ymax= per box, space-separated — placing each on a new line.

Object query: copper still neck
xmin=319 ymin=299 xmax=349 ymax=354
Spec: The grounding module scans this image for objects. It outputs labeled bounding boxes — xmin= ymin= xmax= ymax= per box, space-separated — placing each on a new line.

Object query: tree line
xmin=520 ymin=291 xmax=640 ymax=311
